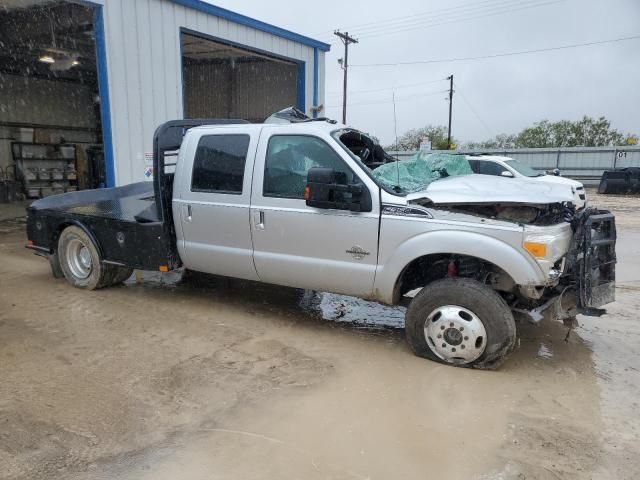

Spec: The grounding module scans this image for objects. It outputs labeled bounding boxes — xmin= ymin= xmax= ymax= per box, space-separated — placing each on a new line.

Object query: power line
xmin=355 ymin=0 xmax=561 ymax=40
xmin=454 ymin=82 xmax=495 ymax=138
xmin=314 ymin=0 xmax=560 ymax=42
xmin=353 ymin=0 xmax=554 ymax=37
xmin=313 ymin=0 xmax=534 ymax=38
xmin=326 ymin=89 xmax=447 ymax=108
xmin=325 ymin=77 xmax=447 ymax=96
xmin=351 ymin=34 xmax=640 ymax=67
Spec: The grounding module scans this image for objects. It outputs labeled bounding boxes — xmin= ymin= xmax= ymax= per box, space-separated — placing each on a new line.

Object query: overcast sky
xmin=212 ymin=0 xmax=639 ymax=145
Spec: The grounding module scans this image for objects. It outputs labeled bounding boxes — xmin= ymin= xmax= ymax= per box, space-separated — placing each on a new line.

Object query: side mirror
xmin=500 ymin=170 xmax=514 ymax=178
xmin=305 ymin=167 xmax=372 ymax=212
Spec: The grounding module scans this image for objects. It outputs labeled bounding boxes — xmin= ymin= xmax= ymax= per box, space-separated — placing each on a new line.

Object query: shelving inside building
xmin=11 ymin=141 xmax=78 ymax=198
xmin=0 ymin=1 xmax=105 ymax=201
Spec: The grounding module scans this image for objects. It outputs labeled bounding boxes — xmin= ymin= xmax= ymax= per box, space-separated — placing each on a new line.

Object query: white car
xmin=466 ymin=155 xmax=587 ymax=209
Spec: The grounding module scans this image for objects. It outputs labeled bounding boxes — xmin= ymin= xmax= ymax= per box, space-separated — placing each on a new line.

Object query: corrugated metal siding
xmin=183 ymin=62 xmax=232 ymax=118
xmin=0 ymin=74 xmax=96 ymax=128
xmin=101 ymin=0 xmax=321 ymax=185
xmin=182 ymin=60 xmax=298 ymax=121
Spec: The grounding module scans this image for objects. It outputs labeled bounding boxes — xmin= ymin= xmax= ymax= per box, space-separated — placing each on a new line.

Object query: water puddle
xmin=535 ymin=342 xmax=553 ymax=359
xmin=302 ymin=291 xmax=405 ymax=329
xmin=124 ymin=269 xmax=406 ymax=329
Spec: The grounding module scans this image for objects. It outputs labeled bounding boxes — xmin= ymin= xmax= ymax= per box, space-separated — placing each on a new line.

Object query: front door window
xmin=263 ymin=135 xmax=354 ymax=199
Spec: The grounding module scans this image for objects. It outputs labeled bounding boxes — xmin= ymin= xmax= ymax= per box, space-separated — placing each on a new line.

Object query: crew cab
xmin=465 ymin=154 xmax=587 ymax=209
xmin=26 ymin=111 xmax=616 ymax=369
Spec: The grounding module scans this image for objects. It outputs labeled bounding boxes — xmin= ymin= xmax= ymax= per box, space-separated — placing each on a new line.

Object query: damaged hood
xmin=406 ymin=174 xmax=575 ymax=205
xmin=529 ymin=173 xmax=583 ymax=188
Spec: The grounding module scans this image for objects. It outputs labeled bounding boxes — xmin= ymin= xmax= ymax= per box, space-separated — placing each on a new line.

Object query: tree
xmin=394 ymin=116 xmax=636 ymax=151
xmin=515 ymin=116 xmax=626 ymax=148
xmin=387 ymin=125 xmax=454 ymax=151
xmin=464 ymin=133 xmax=517 ymax=150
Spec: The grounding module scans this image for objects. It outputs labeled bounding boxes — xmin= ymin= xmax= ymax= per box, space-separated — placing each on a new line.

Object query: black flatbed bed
xmin=32 ymin=181 xmax=158 ymax=223
xmin=26 ymin=181 xmax=177 ymax=270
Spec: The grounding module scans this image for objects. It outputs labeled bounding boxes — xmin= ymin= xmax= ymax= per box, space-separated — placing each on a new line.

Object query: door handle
xmin=254 ymin=210 xmax=265 ymax=230
xmin=184 ymin=204 xmax=192 ymax=222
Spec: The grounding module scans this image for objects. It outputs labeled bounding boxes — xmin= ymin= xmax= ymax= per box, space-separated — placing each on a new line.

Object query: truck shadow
xmin=122 ymin=268 xmax=592 ymax=368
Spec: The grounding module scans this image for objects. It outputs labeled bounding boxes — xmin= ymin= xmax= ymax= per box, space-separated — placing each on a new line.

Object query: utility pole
xmin=334 ymin=30 xmax=358 ymax=124
xmin=447 ymin=74 xmax=454 ymax=150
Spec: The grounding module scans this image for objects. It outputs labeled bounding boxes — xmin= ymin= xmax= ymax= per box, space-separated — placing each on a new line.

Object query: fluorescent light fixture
xmin=39 ymin=55 xmax=55 ymax=64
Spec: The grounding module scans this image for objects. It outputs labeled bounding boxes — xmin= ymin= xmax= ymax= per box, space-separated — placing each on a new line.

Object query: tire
xmin=57 ymin=226 xmax=116 ymax=290
xmin=597 ymin=179 xmax=607 ymax=194
xmin=48 ymin=250 xmax=65 ymax=279
xmin=111 ymin=266 xmax=134 ymax=285
xmin=405 ymin=278 xmax=516 ymax=369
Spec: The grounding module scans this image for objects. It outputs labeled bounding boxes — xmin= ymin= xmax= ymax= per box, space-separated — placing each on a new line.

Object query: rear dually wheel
xmin=57 ymin=226 xmax=117 ymax=290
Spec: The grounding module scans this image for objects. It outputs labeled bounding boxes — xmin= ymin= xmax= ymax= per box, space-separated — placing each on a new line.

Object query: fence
xmin=387 ymin=146 xmax=640 ymax=186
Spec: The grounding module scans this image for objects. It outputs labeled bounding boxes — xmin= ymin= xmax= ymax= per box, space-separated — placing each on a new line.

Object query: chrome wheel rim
xmin=66 ymin=237 xmax=92 ymax=279
xmin=424 ymin=305 xmax=487 ymax=364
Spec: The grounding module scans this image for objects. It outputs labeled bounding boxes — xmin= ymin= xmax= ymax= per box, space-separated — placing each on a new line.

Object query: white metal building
xmin=0 ymin=0 xmax=329 ymax=194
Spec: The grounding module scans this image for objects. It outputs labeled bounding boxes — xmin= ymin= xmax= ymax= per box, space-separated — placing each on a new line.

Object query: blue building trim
xmin=93 ymin=5 xmax=116 ymax=187
xmin=312 ymin=47 xmax=319 ymax=118
xmin=170 ymin=0 xmax=330 ymax=52
xmin=180 ymin=27 xmax=306 ymax=116
xmin=296 ymin=62 xmax=306 ymax=113
xmin=178 ymin=28 xmax=187 ymax=118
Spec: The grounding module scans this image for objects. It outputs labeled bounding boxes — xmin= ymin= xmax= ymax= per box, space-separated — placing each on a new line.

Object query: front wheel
xmin=405 ymin=278 xmax=516 ymax=369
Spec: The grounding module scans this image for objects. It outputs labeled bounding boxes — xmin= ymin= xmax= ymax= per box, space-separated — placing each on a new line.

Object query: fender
xmin=373 ymin=229 xmax=547 ymax=304
xmin=52 ymin=219 xmax=104 ymax=259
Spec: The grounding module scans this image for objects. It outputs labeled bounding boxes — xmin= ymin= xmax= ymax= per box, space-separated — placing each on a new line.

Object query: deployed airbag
xmin=372 ymin=152 xmax=472 ymax=193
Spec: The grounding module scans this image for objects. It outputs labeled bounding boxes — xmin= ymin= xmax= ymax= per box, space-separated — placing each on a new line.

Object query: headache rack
xmin=151 ymin=119 xmax=248 ymax=262
xmin=568 ymin=208 xmax=617 ymax=315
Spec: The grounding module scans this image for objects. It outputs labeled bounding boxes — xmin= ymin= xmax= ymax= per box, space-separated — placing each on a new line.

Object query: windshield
xmin=505 ymin=159 xmax=543 ymax=177
xmin=332 ymin=129 xmax=472 ymax=195
xmin=371 ymin=152 xmax=472 ymax=193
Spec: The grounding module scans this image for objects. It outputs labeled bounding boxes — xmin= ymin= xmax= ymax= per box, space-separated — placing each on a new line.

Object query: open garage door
xmin=181 ymin=31 xmax=302 ymax=123
xmin=0 ymin=0 xmax=107 ymax=200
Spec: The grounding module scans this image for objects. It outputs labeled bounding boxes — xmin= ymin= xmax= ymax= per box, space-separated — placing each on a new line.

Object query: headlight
xmin=523 ymin=228 xmax=571 ymax=262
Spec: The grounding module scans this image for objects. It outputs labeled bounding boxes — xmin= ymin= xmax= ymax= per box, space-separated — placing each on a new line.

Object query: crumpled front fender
xmin=374 ymin=229 xmax=547 ymax=305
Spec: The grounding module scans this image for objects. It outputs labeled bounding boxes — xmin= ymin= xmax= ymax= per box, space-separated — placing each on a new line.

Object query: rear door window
xmin=191 ymin=134 xmax=250 ymax=194
xmin=480 ymin=161 xmax=509 ymax=176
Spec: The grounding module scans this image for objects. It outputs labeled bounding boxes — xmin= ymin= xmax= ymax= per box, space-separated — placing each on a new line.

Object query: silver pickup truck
xmin=26 ymin=111 xmax=616 ymax=369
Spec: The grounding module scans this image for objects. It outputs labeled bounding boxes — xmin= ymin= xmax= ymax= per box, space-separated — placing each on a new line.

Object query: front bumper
xmin=516 ymin=208 xmax=616 ymax=322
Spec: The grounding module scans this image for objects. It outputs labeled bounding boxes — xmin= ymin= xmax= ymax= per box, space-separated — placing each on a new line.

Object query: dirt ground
xmin=1 ymin=192 xmax=639 ymax=480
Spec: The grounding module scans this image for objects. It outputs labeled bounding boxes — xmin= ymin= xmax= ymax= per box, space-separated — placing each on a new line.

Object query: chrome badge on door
xmin=346 ymin=245 xmax=370 ymax=260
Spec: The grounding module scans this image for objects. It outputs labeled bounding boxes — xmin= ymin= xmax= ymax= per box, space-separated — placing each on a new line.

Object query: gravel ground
xmin=0 ymin=192 xmax=638 ymax=480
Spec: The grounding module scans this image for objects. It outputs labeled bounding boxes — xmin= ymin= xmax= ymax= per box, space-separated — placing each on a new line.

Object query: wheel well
xmin=392 ymin=253 xmax=515 ymax=304
xmin=51 ymin=222 xmax=74 ymax=252
xmin=51 ymin=221 xmax=101 ymax=257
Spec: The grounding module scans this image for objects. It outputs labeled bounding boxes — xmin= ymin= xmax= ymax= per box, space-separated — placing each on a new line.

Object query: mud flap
xmin=568 ymin=209 xmax=616 ymax=316
xmin=49 ymin=251 xmax=65 ymax=279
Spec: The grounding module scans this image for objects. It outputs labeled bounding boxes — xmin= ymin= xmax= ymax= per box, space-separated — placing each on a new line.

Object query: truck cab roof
xmin=188 ymin=118 xmax=347 ymax=135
